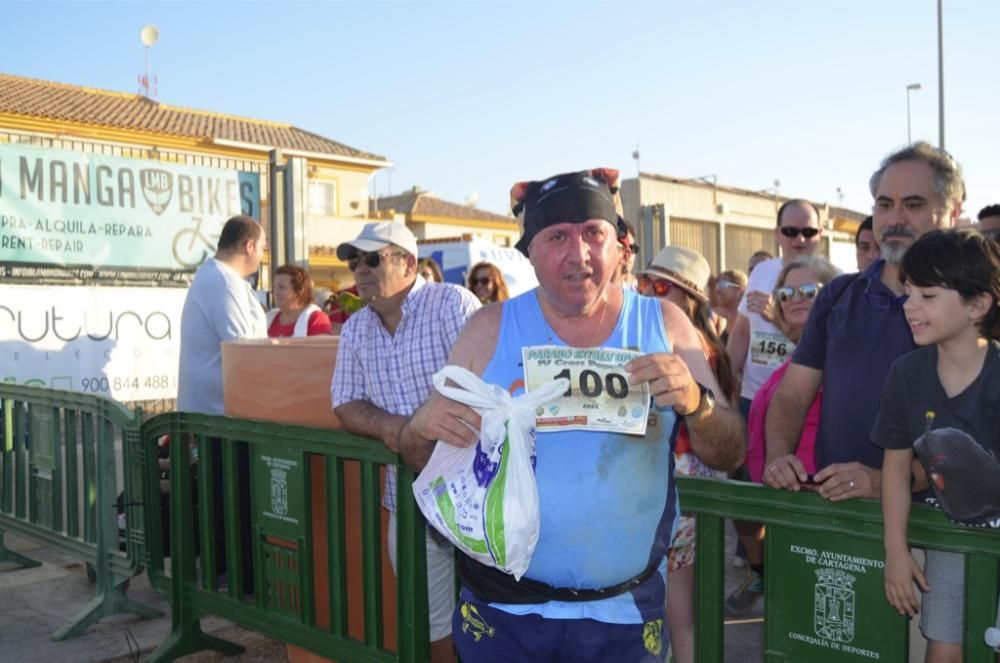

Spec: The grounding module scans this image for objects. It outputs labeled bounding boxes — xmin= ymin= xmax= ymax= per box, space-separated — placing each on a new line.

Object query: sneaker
xmin=732 ymin=538 xmax=748 ymax=568
xmin=724 ymin=569 xmax=763 ymax=617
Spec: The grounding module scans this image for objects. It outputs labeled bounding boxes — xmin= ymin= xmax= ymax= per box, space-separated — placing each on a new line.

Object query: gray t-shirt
xmin=177 ymin=258 xmax=267 ymax=415
xmin=871 ymin=341 xmax=1000 ymax=526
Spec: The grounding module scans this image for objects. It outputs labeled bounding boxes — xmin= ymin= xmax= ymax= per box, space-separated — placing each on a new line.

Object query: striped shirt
xmin=331 ymin=277 xmax=480 ymax=511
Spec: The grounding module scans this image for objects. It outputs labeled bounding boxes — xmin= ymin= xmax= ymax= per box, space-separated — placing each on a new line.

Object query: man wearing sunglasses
xmin=612 ymin=219 xmax=640 ymax=290
xmin=727 ymin=199 xmax=822 ymax=420
xmin=764 ymin=142 xmax=964 ymax=503
xmin=331 ymin=221 xmax=480 ymax=663
xmin=395 ymin=169 xmax=745 ymax=662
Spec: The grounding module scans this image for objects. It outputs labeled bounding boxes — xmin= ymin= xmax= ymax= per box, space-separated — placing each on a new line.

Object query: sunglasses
xmin=775 ymin=283 xmax=822 ymax=302
xmin=779 ymin=226 xmax=821 ymax=239
xmin=716 ymin=280 xmax=742 ymax=291
xmin=348 ymin=251 xmax=404 ymax=272
xmin=638 ymin=275 xmax=675 ymax=297
xmin=471 ymin=277 xmax=493 ymax=287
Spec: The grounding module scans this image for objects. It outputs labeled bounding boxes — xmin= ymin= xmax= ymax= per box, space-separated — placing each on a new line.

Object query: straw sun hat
xmin=638 ymin=246 xmax=712 ymax=303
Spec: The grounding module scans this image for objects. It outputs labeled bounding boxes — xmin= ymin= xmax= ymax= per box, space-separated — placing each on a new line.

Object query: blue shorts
xmin=453 ymin=590 xmax=667 ymax=662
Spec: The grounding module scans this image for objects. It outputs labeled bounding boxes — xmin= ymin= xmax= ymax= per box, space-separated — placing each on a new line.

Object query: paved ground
xmin=0 ymin=533 xmax=287 ymax=663
xmin=1 ymin=525 xmax=923 ymax=662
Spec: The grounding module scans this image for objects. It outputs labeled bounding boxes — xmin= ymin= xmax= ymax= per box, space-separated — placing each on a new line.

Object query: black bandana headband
xmin=512 ymin=169 xmax=626 ymax=256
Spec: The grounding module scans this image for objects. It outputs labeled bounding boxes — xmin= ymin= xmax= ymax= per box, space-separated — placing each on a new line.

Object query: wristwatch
xmin=676 ymin=383 xmax=715 ymax=422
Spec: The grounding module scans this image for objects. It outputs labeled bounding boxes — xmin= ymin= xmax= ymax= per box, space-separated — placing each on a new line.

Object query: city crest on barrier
xmin=270 ymin=467 xmax=289 ymax=517
xmin=814 ymin=568 xmax=856 ymax=643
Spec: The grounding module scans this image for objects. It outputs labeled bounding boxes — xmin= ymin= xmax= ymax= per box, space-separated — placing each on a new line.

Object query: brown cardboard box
xmin=222 ymin=336 xmax=341 ymax=429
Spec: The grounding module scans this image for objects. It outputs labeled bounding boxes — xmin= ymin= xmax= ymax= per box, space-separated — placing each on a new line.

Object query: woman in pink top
xmin=745 ymin=256 xmax=840 ymax=481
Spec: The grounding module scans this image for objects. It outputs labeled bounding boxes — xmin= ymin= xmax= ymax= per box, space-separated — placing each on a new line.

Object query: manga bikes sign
xmin=0 ymin=143 xmax=261 ymax=271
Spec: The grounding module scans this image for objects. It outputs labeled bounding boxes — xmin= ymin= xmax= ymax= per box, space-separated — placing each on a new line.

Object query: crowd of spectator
xmin=176 ymin=141 xmax=1000 ymax=662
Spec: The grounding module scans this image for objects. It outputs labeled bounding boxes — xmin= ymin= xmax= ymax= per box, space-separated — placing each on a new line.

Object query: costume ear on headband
xmin=590 ymin=167 xmax=621 ymax=193
xmin=510 ymin=180 xmax=532 ymax=216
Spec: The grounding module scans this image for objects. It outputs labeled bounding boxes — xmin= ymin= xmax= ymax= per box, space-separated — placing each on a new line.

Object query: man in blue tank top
xmin=398 ymin=168 xmax=746 ymax=662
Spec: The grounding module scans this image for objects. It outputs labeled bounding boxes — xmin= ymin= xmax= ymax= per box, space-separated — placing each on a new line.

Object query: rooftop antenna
xmin=138 ymin=24 xmax=159 ymax=98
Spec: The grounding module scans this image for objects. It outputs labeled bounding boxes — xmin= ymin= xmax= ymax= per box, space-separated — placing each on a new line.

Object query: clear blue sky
xmin=4 ymin=1 xmax=997 ymax=221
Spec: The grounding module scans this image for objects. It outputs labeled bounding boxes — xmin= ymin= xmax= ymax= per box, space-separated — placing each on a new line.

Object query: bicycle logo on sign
xmin=171 ymin=216 xmax=218 ymax=269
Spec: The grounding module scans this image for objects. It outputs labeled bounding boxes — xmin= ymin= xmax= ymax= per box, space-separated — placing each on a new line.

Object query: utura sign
xmin=0 ymin=285 xmax=186 ymax=401
xmin=0 ymin=143 xmax=261 ymax=271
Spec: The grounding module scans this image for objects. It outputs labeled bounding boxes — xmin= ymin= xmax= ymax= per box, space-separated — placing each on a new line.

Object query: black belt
xmin=457 ymin=552 xmax=660 ymax=604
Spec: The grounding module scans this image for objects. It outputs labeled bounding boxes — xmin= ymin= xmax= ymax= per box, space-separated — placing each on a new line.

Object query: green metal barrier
xmin=0 ymin=384 xmax=161 ymax=639
xmin=679 ymin=476 xmax=1000 ymax=663
xmin=139 ymin=412 xmax=430 ymax=663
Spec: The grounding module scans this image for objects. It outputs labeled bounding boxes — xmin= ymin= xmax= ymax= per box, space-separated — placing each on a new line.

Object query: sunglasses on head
xmin=638 ymin=275 xmax=675 ymax=297
xmin=348 ymin=251 xmax=403 ymax=272
xmin=471 ymin=277 xmax=493 ymax=287
xmin=779 ymin=226 xmax=820 ymax=239
xmin=775 ymin=283 xmax=822 ymax=302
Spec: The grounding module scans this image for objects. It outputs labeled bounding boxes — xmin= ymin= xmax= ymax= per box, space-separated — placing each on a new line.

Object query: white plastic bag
xmin=412 ymin=365 xmax=569 ymax=580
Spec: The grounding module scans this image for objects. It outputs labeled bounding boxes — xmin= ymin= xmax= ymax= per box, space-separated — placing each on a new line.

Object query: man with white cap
xmin=331 ymin=221 xmax=480 ymax=663
xmin=396 ymin=169 xmax=744 ymax=662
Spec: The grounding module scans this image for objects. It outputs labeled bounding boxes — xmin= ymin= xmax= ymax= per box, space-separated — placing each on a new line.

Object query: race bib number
xmin=750 ymin=330 xmax=794 ymax=368
xmin=521 ymin=345 xmax=650 ymax=436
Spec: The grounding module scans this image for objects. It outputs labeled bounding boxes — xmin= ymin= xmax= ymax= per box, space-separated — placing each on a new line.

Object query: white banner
xmin=0 ymin=285 xmax=186 ymax=401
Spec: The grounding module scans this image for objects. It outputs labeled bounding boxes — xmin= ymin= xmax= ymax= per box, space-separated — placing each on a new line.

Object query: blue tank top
xmin=478 ymin=287 xmax=679 ymax=624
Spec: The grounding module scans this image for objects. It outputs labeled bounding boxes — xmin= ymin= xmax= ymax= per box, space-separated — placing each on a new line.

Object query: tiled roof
xmin=372 ymin=189 xmax=514 ymax=224
xmin=0 ymin=72 xmax=388 ymax=163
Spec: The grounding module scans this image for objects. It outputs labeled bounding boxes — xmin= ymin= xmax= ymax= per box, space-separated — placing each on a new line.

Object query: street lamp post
xmin=937 ymin=0 xmax=945 ymax=149
xmin=906 ymin=83 xmax=922 ymax=144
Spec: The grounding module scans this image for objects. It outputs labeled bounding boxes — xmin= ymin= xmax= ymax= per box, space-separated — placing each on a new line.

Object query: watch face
xmin=690 ymin=385 xmax=714 ymax=420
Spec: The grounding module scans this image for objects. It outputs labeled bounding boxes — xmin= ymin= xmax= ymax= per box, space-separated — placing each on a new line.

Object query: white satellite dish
xmin=140 ymin=25 xmax=159 ymax=47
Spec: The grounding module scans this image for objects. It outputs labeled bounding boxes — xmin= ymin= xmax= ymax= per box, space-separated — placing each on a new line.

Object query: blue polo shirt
xmin=792 ymin=260 xmax=917 ymax=470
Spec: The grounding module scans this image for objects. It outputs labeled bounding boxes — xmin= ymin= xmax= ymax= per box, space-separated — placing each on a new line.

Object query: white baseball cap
xmin=336 ymin=221 xmax=418 ymax=260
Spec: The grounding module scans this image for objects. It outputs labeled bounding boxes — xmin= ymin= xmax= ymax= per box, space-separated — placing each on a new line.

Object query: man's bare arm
xmin=763 ymin=363 xmax=822 ymax=489
xmin=333 ymin=401 xmax=406 ymax=452
xmin=725 ymin=314 xmax=750 ymax=379
xmin=661 ymin=301 xmax=746 ymax=472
